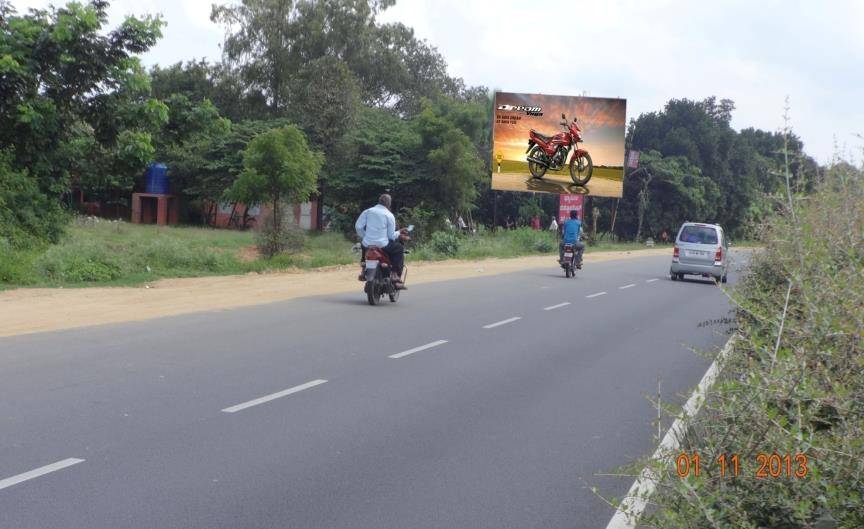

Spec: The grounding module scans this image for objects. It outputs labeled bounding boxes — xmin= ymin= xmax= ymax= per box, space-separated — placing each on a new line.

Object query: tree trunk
xmin=635 ymin=171 xmax=653 ymax=241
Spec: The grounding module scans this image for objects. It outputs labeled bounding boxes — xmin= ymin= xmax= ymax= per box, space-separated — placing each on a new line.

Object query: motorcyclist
xmin=355 ymin=194 xmax=410 ymax=289
xmin=559 ymin=210 xmax=585 ymax=268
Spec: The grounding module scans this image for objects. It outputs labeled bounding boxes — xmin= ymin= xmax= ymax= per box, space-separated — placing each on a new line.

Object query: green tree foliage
xmin=0 ymin=0 xmax=163 ymax=240
xmin=620 ymin=97 xmax=818 ymax=238
xmin=227 ymin=125 xmax=323 ymax=230
xmin=617 ymin=150 xmax=721 ymax=240
xmin=326 ymin=97 xmax=486 ymax=233
xmin=0 ymin=151 xmax=66 ymax=247
xmin=0 ymin=0 xmax=167 ymax=240
xmin=150 ymin=60 xmax=270 ymax=121
xmin=210 ymin=0 xmax=459 ymax=116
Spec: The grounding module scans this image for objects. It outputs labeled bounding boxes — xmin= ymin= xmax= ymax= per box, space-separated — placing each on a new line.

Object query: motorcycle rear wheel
xmin=366 ymin=281 xmax=379 ymax=305
xmin=528 ymin=146 xmax=548 ymax=178
xmin=569 ymin=151 xmax=593 ymax=186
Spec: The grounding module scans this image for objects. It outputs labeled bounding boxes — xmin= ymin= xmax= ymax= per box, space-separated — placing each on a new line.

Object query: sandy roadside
xmin=0 ymin=248 xmax=674 ymax=337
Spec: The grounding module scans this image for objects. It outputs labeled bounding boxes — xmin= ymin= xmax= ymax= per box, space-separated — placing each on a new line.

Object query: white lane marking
xmin=605 ymin=336 xmax=737 ymax=529
xmin=544 ymin=302 xmax=571 ymax=311
xmin=483 ymin=317 xmax=521 ymax=329
xmin=619 ymin=283 xmax=636 ymax=289
xmin=646 ymin=278 xmax=659 ymax=283
xmin=0 ymin=458 xmax=85 ymax=492
xmin=586 ymin=291 xmax=607 ymax=298
xmin=221 ymin=379 xmax=327 ymax=413
xmin=389 ymin=340 xmax=448 ymax=359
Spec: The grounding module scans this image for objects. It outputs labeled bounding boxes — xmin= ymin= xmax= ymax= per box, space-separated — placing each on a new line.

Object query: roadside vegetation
xmin=0 ymin=220 xmax=656 ymax=288
xmin=615 ymin=160 xmax=864 ymax=527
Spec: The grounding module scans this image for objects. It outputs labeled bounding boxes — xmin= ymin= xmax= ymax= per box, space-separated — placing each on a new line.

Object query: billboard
xmin=491 ymin=92 xmax=626 ymax=197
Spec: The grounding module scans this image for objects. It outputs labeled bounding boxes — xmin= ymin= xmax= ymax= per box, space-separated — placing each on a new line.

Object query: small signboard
xmin=558 ymin=194 xmax=584 ymax=222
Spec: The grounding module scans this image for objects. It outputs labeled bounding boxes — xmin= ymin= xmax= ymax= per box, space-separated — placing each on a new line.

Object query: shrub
xmin=428 ymin=230 xmax=462 ymax=257
xmin=0 ymin=152 xmax=67 ymax=247
xmin=627 ymin=166 xmax=864 ymax=528
xmin=255 ymin=212 xmax=306 ymax=259
xmin=34 ymin=240 xmax=125 ymax=282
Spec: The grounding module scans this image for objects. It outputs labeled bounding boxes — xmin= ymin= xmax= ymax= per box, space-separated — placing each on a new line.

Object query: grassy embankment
xmin=611 ymin=173 xmax=863 ymax=527
xmin=498 ymin=159 xmax=624 ymax=181
xmin=0 ymin=220 xmax=651 ymax=289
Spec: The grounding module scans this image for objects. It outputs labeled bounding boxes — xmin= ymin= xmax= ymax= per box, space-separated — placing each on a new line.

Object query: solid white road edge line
xmin=221 ymin=379 xmax=328 ymax=413
xmin=0 ymin=458 xmax=85 ymax=492
xmin=586 ymin=291 xmax=607 ymax=298
xmin=389 ymin=340 xmax=448 ymax=359
xmin=604 ymin=335 xmax=737 ymax=529
xmin=646 ymin=278 xmax=659 ymax=283
xmin=544 ymin=302 xmax=571 ymax=311
xmin=483 ymin=317 xmax=521 ymax=329
xmin=619 ymin=283 xmax=636 ymax=289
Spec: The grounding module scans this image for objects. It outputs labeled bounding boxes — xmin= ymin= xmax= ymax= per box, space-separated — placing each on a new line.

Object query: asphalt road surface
xmin=0 ymin=252 xmax=746 ymax=529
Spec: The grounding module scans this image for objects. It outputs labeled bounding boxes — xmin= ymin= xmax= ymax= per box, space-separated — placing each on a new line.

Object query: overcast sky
xmin=11 ymin=0 xmax=864 ymax=163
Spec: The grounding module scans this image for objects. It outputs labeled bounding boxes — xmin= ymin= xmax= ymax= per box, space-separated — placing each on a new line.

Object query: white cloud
xmin=8 ymin=0 xmax=862 ymax=160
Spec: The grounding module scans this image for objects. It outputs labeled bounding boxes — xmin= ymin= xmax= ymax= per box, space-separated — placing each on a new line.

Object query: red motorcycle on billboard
xmin=526 ymin=113 xmax=593 ymax=185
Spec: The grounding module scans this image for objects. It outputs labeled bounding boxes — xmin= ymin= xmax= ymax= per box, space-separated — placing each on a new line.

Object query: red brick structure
xmin=208 ymin=199 xmax=320 ymax=230
xmin=131 ymin=193 xmax=179 ymax=225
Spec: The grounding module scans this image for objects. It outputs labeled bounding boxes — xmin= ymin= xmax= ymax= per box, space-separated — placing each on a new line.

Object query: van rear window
xmin=679 ymin=226 xmax=718 ymax=244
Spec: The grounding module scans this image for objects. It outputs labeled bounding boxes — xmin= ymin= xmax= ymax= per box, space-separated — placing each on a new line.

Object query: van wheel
xmin=721 ymin=273 xmax=728 ymax=284
xmin=670 ymin=273 xmax=677 ymax=281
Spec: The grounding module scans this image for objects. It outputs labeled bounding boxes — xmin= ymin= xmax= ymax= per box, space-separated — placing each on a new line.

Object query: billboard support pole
xmin=493 ymin=191 xmax=499 ymax=231
xmin=610 ymin=198 xmax=619 ymax=238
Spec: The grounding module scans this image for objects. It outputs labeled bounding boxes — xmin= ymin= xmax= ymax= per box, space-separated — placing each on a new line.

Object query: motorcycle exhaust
xmin=526 ymin=155 xmax=549 ymax=168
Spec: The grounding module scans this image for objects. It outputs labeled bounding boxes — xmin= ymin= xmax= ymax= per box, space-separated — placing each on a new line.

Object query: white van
xmin=670 ymin=222 xmax=729 ymax=283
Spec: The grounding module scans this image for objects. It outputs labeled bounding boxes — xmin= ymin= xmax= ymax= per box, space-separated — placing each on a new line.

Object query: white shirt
xmin=355 ymin=204 xmax=398 ymax=247
xmin=549 ymin=219 xmax=558 ymax=231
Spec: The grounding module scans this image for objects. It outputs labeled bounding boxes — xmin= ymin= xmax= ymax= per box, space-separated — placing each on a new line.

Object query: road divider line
xmin=0 ymin=458 xmax=85 ymax=492
xmin=619 ymin=283 xmax=636 ymax=289
xmin=544 ymin=302 xmax=571 ymax=311
xmin=646 ymin=278 xmax=659 ymax=283
xmin=221 ymin=379 xmax=327 ymax=413
xmin=389 ymin=340 xmax=448 ymax=359
xmin=483 ymin=317 xmax=521 ymax=329
xmin=605 ymin=336 xmax=737 ymax=529
xmin=586 ymin=291 xmax=607 ymax=298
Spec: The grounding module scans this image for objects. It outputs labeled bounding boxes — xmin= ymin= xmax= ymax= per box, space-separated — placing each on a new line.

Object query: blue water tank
xmin=145 ymin=163 xmax=169 ymax=194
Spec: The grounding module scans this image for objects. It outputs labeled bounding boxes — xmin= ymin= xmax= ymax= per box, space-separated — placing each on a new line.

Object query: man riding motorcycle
xmin=355 ymin=194 xmax=410 ymax=289
xmin=560 ymin=210 xmax=585 ymax=268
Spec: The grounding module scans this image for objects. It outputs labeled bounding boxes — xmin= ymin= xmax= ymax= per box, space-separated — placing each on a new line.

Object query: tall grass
xmin=622 ymin=162 xmax=864 ymax=527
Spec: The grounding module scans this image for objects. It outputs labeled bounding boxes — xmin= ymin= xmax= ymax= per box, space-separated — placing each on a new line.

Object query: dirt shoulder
xmin=0 ymin=248 xmax=673 ymax=337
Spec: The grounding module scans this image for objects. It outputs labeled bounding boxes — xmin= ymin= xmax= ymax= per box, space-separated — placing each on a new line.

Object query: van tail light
xmin=714 ymin=247 xmax=723 ymax=265
xmin=673 ymin=245 xmax=679 ymax=262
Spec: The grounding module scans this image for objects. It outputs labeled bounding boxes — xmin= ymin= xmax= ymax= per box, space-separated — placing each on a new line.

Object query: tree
xmin=0 ymin=1 xmax=164 ymax=198
xmin=210 ymin=0 xmax=459 ymax=116
xmin=617 ymin=150 xmax=721 ymax=241
xmin=227 ymin=125 xmax=323 ymax=238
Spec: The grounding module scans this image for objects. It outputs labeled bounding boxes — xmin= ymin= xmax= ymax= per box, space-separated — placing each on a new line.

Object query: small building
xmin=207 ymin=199 xmax=320 ymax=230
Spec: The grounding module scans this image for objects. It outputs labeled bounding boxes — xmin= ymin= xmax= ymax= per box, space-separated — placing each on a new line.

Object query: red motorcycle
xmin=526 ymin=113 xmax=593 ymax=185
xmin=357 ymin=225 xmax=413 ymax=306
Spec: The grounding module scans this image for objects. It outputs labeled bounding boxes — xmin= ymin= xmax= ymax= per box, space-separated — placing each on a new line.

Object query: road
xmin=0 ymin=252 xmax=743 ymax=529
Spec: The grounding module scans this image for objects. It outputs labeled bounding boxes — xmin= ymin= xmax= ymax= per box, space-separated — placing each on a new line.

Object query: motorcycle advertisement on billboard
xmin=491 ymin=92 xmax=626 ymax=198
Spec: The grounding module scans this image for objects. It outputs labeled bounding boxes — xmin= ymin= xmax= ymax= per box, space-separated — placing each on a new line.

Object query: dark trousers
xmin=559 ymin=241 xmax=584 ymax=263
xmin=362 ymin=240 xmax=405 ymax=276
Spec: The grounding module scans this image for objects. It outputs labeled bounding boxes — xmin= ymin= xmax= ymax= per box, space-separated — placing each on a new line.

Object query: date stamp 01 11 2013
xmin=675 ymin=452 xmax=811 ymax=479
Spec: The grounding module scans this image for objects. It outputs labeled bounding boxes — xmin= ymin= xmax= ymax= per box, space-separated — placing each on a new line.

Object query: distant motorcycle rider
xmin=560 ymin=210 xmax=585 ymax=268
xmin=355 ymin=194 xmax=410 ymax=288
